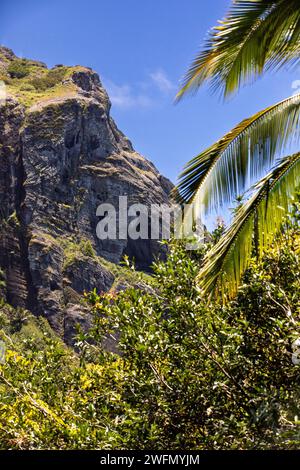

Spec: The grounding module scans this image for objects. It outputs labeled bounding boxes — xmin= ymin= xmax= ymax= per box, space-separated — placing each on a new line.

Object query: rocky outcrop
xmin=0 ymin=47 xmax=172 ymax=343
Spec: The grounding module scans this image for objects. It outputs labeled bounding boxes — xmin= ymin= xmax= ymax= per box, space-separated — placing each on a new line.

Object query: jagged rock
xmin=63 ymin=257 xmax=114 ymax=295
xmin=0 ymin=46 xmax=16 ymax=64
xmin=63 ymin=303 xmax=92 ymax=346
xmin=0 ymin=47 xmax=172 ymax=341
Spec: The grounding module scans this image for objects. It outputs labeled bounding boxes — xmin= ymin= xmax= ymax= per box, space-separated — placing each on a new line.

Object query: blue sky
xmin=1 ymin=0 xmax=299 ymax=184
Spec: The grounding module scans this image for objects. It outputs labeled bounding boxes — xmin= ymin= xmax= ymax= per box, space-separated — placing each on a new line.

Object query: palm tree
xmin=174 ymin=0 xmax=300 ymax=298
xmin=198 ymin=151 xmax=300 ymax=298
xmin=177 ymin=0 xmax=300 ymax=100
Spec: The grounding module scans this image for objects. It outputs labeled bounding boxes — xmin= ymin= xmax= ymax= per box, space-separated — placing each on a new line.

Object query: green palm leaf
xmin=172 ymin=94 xmax=300 ymax=222
xmin=198 ymin=151 xmax=300 ymax=299
xmin=176 ymin=0 xmax=300 ymax=99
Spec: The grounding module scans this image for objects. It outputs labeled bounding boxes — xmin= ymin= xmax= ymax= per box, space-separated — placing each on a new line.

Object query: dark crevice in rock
xmin=15 ymin=140 xmax=38 ymax=313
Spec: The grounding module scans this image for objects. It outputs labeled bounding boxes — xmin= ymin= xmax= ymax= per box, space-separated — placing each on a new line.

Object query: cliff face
xmin=0 ymin=47 xmax=172 ymax=342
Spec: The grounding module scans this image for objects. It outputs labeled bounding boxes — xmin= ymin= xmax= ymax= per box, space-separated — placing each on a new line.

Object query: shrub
xmin=7 ymin=59 xmax=31 ymax=79
xmin=81 ymin=234 xmax=300 ymax=449
xmin=19 ymin=83 xmax=35 ymax=92
xmin=79 ymin=239 xmax=96 ymax=258
xmin=62 ymin=237 xmax=96 ymax=270
xmin=0 ymin=207 xmax=300 ymax=449
xmin=30 ymin=67 xmax=67 ymax=91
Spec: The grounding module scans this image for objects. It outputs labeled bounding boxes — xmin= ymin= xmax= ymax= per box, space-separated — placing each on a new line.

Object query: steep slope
xmin=0 ymin=47 xmax=172 ymax=342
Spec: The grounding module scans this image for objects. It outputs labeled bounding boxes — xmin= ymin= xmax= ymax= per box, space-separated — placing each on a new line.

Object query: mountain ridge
xmin=0 ymin=46 xmax=172 ymax=344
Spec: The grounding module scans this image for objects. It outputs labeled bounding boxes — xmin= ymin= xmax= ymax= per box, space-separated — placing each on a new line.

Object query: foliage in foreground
xmin=0 ymin=209 xmax=300 ymax=449
xmin=173 ymin=92 xmax=300 ymax=298
xmin=174 ymin=0 xmax=300 ymax=299
xmin=177 ymin=0 xmax=300 ymax=99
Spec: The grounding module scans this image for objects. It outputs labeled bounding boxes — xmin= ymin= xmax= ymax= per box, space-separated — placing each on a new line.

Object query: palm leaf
xmin=176 ymin=0 xmax=300 ymax=99
xmin=172 ymin=94 xmax=300 ymax=223
xmin=198 ymin=151 xmax=300 ymax=299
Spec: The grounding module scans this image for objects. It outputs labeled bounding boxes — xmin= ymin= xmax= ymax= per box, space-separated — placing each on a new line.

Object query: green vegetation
xmin=99 ymin=254 xmax=153 ymax=290
xmin=0 ymin=1 xmax=299 ymax=450
xmin=176 ymin=0 xmax=300 ymax=99
xmin=29 ymin=67 xmax=69 ymax=92
xmin=0 ymin=300 xmax=64 ymax=351
xmin=174 ymin=0 xmax=300 ymax=299
xmin=0 ymin=270 xmax=5 ymax=291
xmin=7 ymin=59 xmax=34 ymax=79
xmin=60 ymin=235 xmax=152 ymax=288
xmin=0 ymin=205 xmax=300 ymax=449
xmin=0 ymin=54 xmax=85 ymax=107
xmin=61 ymin=237 xmax=97 ymax=270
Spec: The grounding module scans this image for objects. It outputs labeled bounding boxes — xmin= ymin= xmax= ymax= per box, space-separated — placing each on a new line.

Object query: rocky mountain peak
xmin=0 ymin=48 xmax=172 ymax=343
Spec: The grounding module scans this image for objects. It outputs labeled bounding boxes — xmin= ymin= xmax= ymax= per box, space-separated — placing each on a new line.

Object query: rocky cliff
xmin=0 ymin=47 xmax=172 ymax=343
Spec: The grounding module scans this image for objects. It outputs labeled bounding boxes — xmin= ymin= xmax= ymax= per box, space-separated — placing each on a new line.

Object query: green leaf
xmin=198 ymin=152 xmax=300 ymax=298
xmin=172 ymin=94 xmax=300 ymax=220
xmin=176 ymin=0 xmax=300 ymax=99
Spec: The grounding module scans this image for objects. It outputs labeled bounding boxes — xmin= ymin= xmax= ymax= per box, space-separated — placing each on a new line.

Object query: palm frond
xmin=172 ymin=94 xmax=300 ymax=221
xmin=198 ymin=152 xmax=300 ymax=299
xmin=176 ymin=0 xmax=300 ymax=100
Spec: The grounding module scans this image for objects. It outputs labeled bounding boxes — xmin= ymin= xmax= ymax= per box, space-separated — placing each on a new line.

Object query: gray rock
xmin=0 ymin=49 xmax=173 ymax=343
xmin=63 ymin=303 xmax=92 ymax=347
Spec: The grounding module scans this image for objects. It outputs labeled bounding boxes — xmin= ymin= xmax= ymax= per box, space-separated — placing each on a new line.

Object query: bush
xmin=79 ymin=239 xmax=96 ymax=258
xmin=7 ymin=59 xmax=31 ymax=79
xmin=0 ymin=207 xmax=299 ymax=449
xmin=19 ymin=83 xmax=35 ymax=92
xmin=30 ymin=67 xmax=67 ymax=91
xmin=83 ymin=234 xmax=300 ymax=449
xmin=62 ymin=237 xmax=96 ymax=270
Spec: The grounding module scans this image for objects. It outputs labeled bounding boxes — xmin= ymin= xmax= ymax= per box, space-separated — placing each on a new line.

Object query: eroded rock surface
xmin=0 ymin=47 xmax=172 ymax=343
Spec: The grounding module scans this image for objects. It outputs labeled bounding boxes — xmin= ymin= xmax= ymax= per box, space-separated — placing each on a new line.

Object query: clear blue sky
xmin=1 ymin=0 xmax=299 ymax=183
